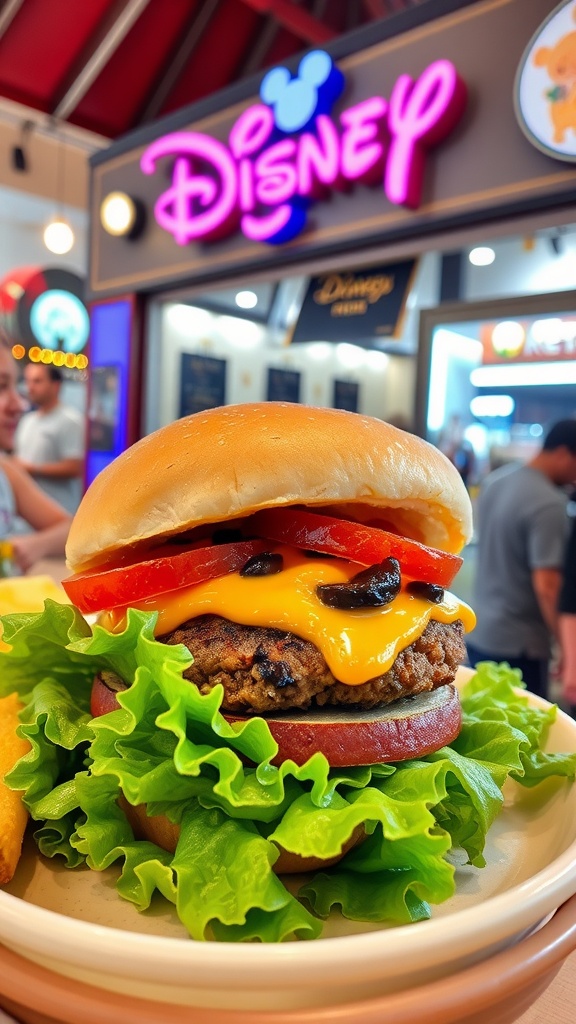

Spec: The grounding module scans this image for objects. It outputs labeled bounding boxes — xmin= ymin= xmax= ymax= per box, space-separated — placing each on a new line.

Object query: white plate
xmin=2 ymin=668 xmax=576 ymax=1012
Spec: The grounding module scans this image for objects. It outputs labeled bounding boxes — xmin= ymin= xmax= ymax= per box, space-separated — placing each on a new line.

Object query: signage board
xmin=291 ymin=261 xmax=415 ymax=344
xmin=89 ymin=0 xmax=576 ymax=298
xmin=515 ymin=0 xmax=576 ymax=162
xmin=481 ymin=315 xmax=576 ymax=363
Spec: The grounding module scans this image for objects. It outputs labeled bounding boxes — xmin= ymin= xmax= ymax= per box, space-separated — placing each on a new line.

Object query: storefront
xmin=86 ymin=0 xmax=576 ymax=485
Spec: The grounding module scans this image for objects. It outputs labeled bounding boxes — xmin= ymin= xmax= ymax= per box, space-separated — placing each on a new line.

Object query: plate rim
xmin=1 ymin=671 xmax=576 ymax=990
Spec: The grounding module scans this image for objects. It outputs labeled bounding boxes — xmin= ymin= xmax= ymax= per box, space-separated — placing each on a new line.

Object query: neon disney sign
xmin=140 ymin=50 xmax=467 ymax=247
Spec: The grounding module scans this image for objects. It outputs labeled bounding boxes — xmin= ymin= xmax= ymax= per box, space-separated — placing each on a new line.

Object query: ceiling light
xmin=43 ymin=218 xmax=74 ymax=255
xmin=307 ymin=342 xmax=332 ymax=361
xmin=43 ymin=125 xmax=74 ymax=254
xmin=468 ymin=246 xmax=495 ymax=266
xmin=100 ymin=191 xmax=141 ymax=237
xmin=235 ymin=290 xmax=258 ymax=309
xmin=336 ymin=343 xmax=364 ymax=369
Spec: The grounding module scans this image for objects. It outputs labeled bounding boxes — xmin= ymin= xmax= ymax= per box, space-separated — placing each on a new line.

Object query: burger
xmin=1 ymin=402 xmax=575 ymax=941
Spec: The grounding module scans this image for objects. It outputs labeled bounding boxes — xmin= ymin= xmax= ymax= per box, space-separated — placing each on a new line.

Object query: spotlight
xmin=468 ymin=246 xmax=495 ymax=266
xmin=235 ymin=290 xmax=258 ymax=309
xmin=100 ymin=191 xmax=145 ymax=239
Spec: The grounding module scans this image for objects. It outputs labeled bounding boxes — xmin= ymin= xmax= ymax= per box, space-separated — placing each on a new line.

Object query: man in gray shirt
xmin=14 ymin=363 xmax=85 ymax=514
xmin=467 ymin=419 xmax=576 ymax=700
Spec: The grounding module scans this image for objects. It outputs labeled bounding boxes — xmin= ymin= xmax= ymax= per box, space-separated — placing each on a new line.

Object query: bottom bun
xmin=224 ymin=683 xmax=461 ymax=767
xmin=119 ymin=797 xmax=365 ymax=875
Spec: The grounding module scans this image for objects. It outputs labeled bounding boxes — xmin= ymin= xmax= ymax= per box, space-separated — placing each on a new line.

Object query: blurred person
xmin=467 ymin=419 xmax=576 ymax=700
xmin=559 ymin=514 xmax=576 ymax=717
xmin=0 ymin=343 xmax=71 ymax=573
xmin=14 ymin=362 xmax=85 ymax=513
xmin=439 ymin=414 xmax=476 ymax=490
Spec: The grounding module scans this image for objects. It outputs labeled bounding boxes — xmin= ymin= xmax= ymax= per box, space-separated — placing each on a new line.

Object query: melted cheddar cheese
xmin=100 ymin=546 xmax=475 ymax=686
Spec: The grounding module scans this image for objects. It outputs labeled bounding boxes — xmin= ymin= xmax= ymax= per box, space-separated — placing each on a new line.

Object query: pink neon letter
xmin=229 ymin=104 xmax=274 ymax=158
xmin=385 ymin=60 xmax=467 ymax=208
xmin=229 ymin=105 xmax=275 ymax=213
xmin=255 ymin=139 xmax=298 ymax=205
xmin=340 ymin=97 xmax=387 ymax=184
xmin=297 ymin=115 xmax=340 ymax=198
xmin=141 ymin=132 xmax=238 ymax=243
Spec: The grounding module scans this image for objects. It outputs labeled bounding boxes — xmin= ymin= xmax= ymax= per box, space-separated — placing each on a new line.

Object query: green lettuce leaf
xmin=2 ymin=605 xmax=576 ymax=942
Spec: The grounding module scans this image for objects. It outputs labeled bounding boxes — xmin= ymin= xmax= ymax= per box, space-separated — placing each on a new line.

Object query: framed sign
xmin=266 ymin=367 xmax=301 ymax=403
xmin=333 ymin=379 xmax=359 ymax=412
xmin=179 ymin=353 xmax=227 ymax=417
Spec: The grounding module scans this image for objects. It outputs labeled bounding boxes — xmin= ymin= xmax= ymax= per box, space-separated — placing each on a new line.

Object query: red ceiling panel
xmin=159 ymin=0 xmax=262 ymax=115
xmin=71 ymin=0 xmax=199 ymax=137
xmin=0 ymin=0 xmax=116 ymax=111
xmin=0 ymin=0 xmax=416 ymax=139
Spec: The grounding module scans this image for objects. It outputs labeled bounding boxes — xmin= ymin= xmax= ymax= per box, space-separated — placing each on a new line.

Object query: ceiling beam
xmin=0 ymin=0 xmax=24 ymax=43
xmin=53 ymin=0 xmax=152 ymax=121
xmin=239 ymin=0 xmax=315 ymax=78
xmin=239 ymin=0 xmax=336 ymax=45
xmin=137 ymin=0 xmax=221 ymax=125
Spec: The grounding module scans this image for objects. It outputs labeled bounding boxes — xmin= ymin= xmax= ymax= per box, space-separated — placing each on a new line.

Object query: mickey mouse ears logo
xmin=260 ymin=50 xmax=345 ymax=133
xmin=515 ymin=0 xmax=576 ymax=161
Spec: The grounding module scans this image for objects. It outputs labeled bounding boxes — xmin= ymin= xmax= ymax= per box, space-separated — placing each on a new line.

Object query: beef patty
xmin=158 ymin=615 xmax=466 ymax=714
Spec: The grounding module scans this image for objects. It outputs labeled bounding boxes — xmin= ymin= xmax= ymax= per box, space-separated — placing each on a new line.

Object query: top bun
xmin=67 ymin=403 xmax=473 ymax=572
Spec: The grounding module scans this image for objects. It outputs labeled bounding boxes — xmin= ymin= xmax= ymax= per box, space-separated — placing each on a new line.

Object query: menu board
xmin=179 ymin=353 xmax=227 ymax=417
xmin=266 ymin=367 xmax=301 ymax=403
xmin=333 ymin=379 xmax=359 ymax=413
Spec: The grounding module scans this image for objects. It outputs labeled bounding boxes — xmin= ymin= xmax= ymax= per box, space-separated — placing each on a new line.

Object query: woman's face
xmin=0 ymin=346 xmax=27 ymax=451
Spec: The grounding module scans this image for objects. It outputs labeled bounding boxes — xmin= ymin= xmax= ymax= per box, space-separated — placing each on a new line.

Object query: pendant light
xmin=43 ymin=124 xmax=75 ymax=255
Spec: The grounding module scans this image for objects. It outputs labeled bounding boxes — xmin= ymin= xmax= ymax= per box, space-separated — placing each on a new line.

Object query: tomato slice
xmin=250 ymin=509 xmax=462 ymax=587
xmin=62 ymin=539 xmax=268 ymax=615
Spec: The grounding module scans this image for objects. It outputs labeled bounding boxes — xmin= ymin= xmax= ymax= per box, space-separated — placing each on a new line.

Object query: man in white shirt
xmin=14 ymin=363 xmax=85 ymax=514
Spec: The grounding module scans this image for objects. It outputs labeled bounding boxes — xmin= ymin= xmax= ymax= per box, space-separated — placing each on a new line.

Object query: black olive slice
xmin=317 ymin=557 xmax=401 ymax=609
xmin=240 ymin=552 xmax=284 ymax=576
xmin=407 ymin=581 xmax=445 ymax=604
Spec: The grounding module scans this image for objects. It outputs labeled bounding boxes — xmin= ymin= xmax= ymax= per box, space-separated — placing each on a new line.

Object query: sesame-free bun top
xmin=67 ymin=403 xmax=473 ymax=572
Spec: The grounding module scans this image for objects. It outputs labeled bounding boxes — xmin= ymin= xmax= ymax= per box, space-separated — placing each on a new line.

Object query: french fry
xmin=0 ymin=692 xmax=31 ymax=885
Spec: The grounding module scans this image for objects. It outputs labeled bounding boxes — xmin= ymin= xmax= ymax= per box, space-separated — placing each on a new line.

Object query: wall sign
xmin=179 ymin=353 xmax=227 ymax=416
xmin=515 ymin=0 xmax=576 ymax=162
xmin=291 ymin=260 xmax=415 ymax=344
xmin=481 ymin=315 xmax=576 ymax=363
xmin=140 ymin=51 xmax=466 ymax=248
xmin=91 ymin=0 xmax=574 ymax=299
xmin=266 ymin=367 xmax=301 ymax=403
xmin=333 ymin=379 xmax=359 ymax=412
